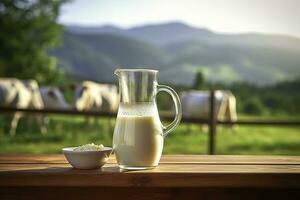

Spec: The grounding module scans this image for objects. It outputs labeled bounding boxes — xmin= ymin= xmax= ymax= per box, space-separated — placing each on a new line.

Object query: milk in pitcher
xmin=113 ymin=103 xmax=163 ymax=169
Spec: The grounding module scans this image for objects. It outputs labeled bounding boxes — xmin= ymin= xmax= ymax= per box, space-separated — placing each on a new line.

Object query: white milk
xmin=113 ymin=104 xmax=163 ymax=169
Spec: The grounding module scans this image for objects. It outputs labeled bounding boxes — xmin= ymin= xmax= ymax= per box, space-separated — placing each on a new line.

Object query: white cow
xmin=74 ymin=81 xmax=119 ymax=112
xmin=180 ymin=90 xmax=237 ymax=122
xmin=40 ymin=87 xmax=70 ymax=109
xmin=0 ymin=78 xmax=46 ymax=136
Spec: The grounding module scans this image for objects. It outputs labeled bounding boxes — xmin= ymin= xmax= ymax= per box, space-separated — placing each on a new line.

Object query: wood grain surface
xmin=1 ymin=154 xmax=300 ymax=164
xmin=1 ymin=155 xmax=300 ymax=187
xmin=1 ymin=155 xmax=300 ymax=200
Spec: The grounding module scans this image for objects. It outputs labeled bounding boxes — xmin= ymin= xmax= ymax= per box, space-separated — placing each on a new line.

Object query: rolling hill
xmin=53 ymin=22 xmax=300 ymax=85
xmin=163 ymin=40 xmax=300 ymax=84
xmin=66 ymin=22 xmax=300 ymax=51
xmin=54 ymin=32 xmax=170 ymax=82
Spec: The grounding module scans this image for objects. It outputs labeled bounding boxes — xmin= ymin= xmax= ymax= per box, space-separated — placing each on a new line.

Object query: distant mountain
xmin=127 ymin=22 xmax=213 ymax=46
xmin=67 ymin=25 xmax=125 ymax=35
xmin=54 ymin=32 xmax=169 ymax=82
xmin=65 ymin=22 xmax=300 ymax=51
xmin=65 ymin=22 xmax=213 ymax=46
xmin=55 ymin=22 xmax=300 ymax=85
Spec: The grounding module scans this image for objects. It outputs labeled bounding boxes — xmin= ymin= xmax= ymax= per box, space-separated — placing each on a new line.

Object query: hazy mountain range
xmin=53 ymin=22 xmax=300 ymax=85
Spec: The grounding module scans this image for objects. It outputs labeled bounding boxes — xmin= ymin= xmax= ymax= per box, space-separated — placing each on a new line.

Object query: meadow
xmin=0 ymin=114 xmax=299 ymax=155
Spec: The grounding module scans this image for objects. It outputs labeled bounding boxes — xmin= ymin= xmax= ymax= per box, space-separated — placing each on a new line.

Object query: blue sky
xmin=59 ymin=0 xmax=300 ymax=37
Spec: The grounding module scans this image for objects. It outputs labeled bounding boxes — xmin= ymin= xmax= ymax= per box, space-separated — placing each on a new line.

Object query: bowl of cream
xmin=63 ymin=143 xmax=112 ymax=169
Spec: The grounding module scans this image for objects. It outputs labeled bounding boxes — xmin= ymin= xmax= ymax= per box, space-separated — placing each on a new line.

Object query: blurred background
xmin=0 ymin=0 xmax=299 ymax=155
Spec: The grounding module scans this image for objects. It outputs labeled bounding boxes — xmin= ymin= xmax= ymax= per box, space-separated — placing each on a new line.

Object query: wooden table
xmin=1 ymin=155 xmax=300 ymax=200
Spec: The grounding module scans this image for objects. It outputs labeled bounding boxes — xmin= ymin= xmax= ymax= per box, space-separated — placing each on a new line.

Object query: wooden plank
xmin=0 ymin=170 xmax=299 ymax=188
xmin=1 ymin=187 xmax=300 ymax=200
xmin=209 ymin=90 xmax=217 ymax=155
xmin=0 ymin=107 xmax=117 ymax=118
xmin=1 ymin=163 xmax=300 ymax=188
xmin=2 ymin=163 xmax=300 ymax=173
xmin=1 ymin=155 xmax=300 ymax=165
xmin=0 ymin=154 xmax=67 ymax=164
xmin=159 ymin=155 xmax=300 ymax=165
xmin=1 ymin=107 xmax=300 ymax=125
xmin=0 ymin=107 xmax=209 ymax=124
xmin=219 ymin=120 xmax=300 ymax=126
xmin=1 ymin=155 xmax=300 ymax=188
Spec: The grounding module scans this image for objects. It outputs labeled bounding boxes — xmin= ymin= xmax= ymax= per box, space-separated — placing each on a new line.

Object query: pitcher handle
xmin=157 ymin=85 xmax=182 ymax=137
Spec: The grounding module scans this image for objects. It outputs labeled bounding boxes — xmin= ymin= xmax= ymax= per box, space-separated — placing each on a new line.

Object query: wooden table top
xmin=1 ymin=154 xmax=300 ymax=188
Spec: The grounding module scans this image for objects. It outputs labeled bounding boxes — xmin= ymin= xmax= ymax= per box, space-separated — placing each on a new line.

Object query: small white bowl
xmin=62 ymin=147 xmax=112 ymax=169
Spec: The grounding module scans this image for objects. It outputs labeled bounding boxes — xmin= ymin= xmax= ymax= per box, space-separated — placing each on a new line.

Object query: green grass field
xmin=0 ymin=115 xmax=299 ymax=155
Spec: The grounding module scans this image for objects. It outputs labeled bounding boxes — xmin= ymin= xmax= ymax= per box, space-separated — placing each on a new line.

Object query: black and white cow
xmin=74 ymin=81 xmax=118 ymax=112
xmin=180 ymin=90 xmax=237 ymax=121
xmin=0 ymin=78 xmax=46 ymax=136
xmin=40 ymin=87 xmax=70 ymax=109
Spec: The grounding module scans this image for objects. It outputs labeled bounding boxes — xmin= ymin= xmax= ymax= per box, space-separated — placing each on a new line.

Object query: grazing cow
xmin=40 ymin=87 xmax=70 ymax=109
xmin=74 ymin=81 xmax=119 ymax=112
xmin=180 ymin=90 xmax=237 ymax=122
xmin=0 ymin=78 xmax=46 ymax=136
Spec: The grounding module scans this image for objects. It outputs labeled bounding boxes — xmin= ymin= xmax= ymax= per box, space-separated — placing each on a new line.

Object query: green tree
xmin=0 ymin=0 xmax=69 ymax=84
xmin=243 ymin=97 xmax=266 ymax=115
xmin=193 ymin=70 xmax=205 ymax=89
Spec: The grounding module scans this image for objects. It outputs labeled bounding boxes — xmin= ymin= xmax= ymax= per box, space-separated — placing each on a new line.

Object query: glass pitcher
xmin=113 ymin=69 xmax=182 ymax=170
